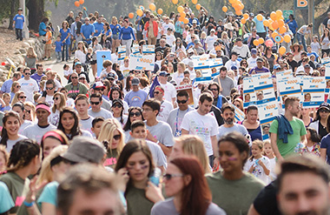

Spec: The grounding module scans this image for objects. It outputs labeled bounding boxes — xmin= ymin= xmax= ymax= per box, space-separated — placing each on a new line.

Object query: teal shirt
xmin=0 ymin=181 xmax=14 ymax=213
xmin=38 ymin=181 xmax=59 ymax=206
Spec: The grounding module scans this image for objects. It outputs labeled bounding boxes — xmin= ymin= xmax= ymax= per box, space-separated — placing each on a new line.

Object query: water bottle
xmin=149 ymin=168 xmax=161 ymax=186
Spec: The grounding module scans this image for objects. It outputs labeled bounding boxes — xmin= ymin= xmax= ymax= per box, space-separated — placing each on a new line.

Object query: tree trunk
xmin=26 ymin=0 xmax=44 ymax=32
xmin=314 ymin=6 xmax=330 ymax=35
xmin=8 ymin=0 xmax=16 ymax=29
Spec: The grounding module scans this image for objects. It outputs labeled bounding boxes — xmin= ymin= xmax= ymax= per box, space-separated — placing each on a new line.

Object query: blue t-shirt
xmin=93 ymin=22 xmax=104 ymax=37
xmin=39 ymin=22 xmax=47 ymax=36
xmin=102 ymin=29 xmax=112 ymax=37
xmin=110 ymin=24 xmax=121 ymax=35
xmin=13 ymin=14 xmax=24 ymax=29
xmin=217 ymin=124 xmax=248 ymax=140
xmin=1 ymin=79 xmax=13 ymax=93
xmin=38 ymin=181 xmax=59 ymax=206
xmin=307 ymin=52 xmax=319 ymax=61
xmin=285 ymin=19 xmax=298 ymax=34
xmin=60 ymin=28 xmax=71 ymax=45
xmin=124 ymin=90 xmax=148 ymax=107
xmin=1 ymin=106 xmax=11 ymax=112
xmin=253 ymin=17 xmax=266 ymax=33
xmin=119 ymin=27 xmax=136 ymax=40
xmin=321 ymin=134 xmax=330 ymax=164
xmin=0 ymin=181 xmax=14 ymax=213
xmin=81 ymin=24 xmax=95 ymax=44
xmin=189 ymin=18 xmax=200 ymax=25
xmin=55 ymin=41 xmax=62 ymax=52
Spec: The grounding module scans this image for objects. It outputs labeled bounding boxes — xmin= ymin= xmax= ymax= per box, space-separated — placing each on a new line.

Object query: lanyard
xmin=175 ymin=107 xmax=190 ymax=137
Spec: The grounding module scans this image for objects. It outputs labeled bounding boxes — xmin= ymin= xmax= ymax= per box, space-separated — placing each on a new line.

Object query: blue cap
xmin=251 ymin=48 xmax=257 ymax=54
xmin=75 ymin=62 xmax=82 ymax=66
xmin=273 ymin=64 xmax=281 ymax=70
xmin=159 ymin=71 xmax=169 ymax=76
xmin=231 ymin=66 xmax=237 ymax=70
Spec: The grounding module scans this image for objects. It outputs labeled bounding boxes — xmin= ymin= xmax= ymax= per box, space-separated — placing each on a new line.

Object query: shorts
xmin=45 ymin=43 xmax=52 ymax=51
xmin=112 ymin=34 xmax=119 ymax=40
xmin=90 ymin=60 xmax=97 ymax=65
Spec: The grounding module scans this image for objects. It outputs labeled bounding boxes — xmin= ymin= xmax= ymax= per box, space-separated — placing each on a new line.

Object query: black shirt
xmin=319 ymin=120 xmax=328 ymax=139
xmin=253 ymin=180 xmax=281 ymax=215
xmin=206 ymin=21 xmax=217 ymax=35
xmin=287 ymin=59 xmax=298 ymax=72
xmin=141 ymin=17 xmax=150 ymax=30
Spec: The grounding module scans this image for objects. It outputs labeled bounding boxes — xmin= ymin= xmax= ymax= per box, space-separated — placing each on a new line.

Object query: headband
xmin=155 ymin=86 xmax=164 ymax=94
xmin=42 ymin=131 xmax=64 ymax=143
xmin=36 ymin=104 xmax=51 ymax=114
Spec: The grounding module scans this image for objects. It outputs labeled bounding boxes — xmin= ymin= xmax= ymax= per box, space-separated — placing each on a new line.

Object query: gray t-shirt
xmin=3 ymin=134 xmax=27 ymax=153
xmin=88 ymin=108 xmax=113 ymax=119
xmin=101 ymin=99 xmax=111 ymax=111
xmin=79 ymin=116 xmax=94 ymax=135
xmin=151 ymin=198 xmax=226 ymax=215
xmin=22 ymin=124 xmax=57 ymax=144
xmin=18 ymin=120 xmax=34 ymax=135
xmin=145 ymin=140 xmax=167 ymax=168
xmin=167 ymin=107 xmax=193 ymax=137
xmin=146 ymin=121 xmax=174 ymax=147
xmin=217 ymin=124 xmax=248 ymax=140
xmin=213 ymin=76 xmax=235 ymax=97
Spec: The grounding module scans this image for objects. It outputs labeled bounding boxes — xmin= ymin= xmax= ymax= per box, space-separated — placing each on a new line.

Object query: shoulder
xmin=206 ymin=203 xmax=226 ymax=215
xmin=293 ymin=117 xmax=305 ymax=125
xmin=243 ymin=172 xmax=266 ymax=188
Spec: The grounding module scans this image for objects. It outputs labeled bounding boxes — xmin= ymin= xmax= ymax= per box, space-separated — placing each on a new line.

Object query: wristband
xmin=23 ymin=201 xmax=34 ymax=207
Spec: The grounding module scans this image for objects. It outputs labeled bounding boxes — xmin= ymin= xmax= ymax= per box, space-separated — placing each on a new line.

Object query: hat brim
xmin=62 ymin=152 xmax=88 ymax=163
xmin=290 ymin=44 xmax=303 ymax=50
xmin=94 ymin=86 xmax=106 ymax=89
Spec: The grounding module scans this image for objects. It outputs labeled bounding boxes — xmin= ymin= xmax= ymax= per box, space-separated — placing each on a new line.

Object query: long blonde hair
xmin=10 ymin=81 xmax=20 ymax=93
xmin=11 ymin=91 xmax=25 ymax=106
xmin=111 ymin=16 xmax=118 ymax=25
xmin=52 ymin=92 xmax=66 ymax=113
xmin=37 ymin=145 xmax=68 ymax=186
xmin=26 ymin=47 xmax=37 ymax=58
xmin=175 ymin=135 xmax=211 ymax=173
xmin=98 ymin=119 xmax=125 ymax=156
xmin=24 ymin=101 xmax=36 ymax=122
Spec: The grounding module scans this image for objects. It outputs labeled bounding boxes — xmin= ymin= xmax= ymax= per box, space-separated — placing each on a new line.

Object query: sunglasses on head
xmin=130 ymin=112 xmax=141 ymax=117
xmin=177 ymin=99 xmax=187 ymax=104
xmin=113 ymin=134 xmax=121 ymax=140
xmin=46 ymin=87 xmax=54 ymax=90
xmin=91 ymin=101 xmax=100 ymax=105
xmin=20 ymin=96 xmax=26 ymax=99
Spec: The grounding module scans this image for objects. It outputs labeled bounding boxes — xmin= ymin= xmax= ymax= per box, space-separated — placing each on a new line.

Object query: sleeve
xmin=131 ymin=27 xmax=136 ymax=40
xmin=210 ymin=116 xmax=219 ymax=136
xmin=13 ymin=15 xmax=17 ymax=21
xmin=179 ymin=114 xmax=190 ymax=131
xmin=321 ymin=136 xmax=329 ymax=149
xmin=269 ymin=119 xmax=278 ymax=134
xmin=33 ymin=81 xmax=39 ymax=92
xmin=241 ymin=125 xmax=249 ymax=136
xmin=119 ymin=28 xmax=122 ymax=40
xmin=243 ymin=159 xmax=252 ymax=172
xmin=170 ymin=85 xmax=177 ymax=99
xmin=161 ymin=124 xmax=174 ymax=147
xmin=156 ymin=146 xmax=167 ymax=167
xmin=37 ymin=184 xmax=57 ymax=205
xmin=300 ymin=120 xmax=307 ymax=136
xmin=80 ymin=25 xmax=83 ymax=34
xmin=0 ymin=182 xmax=15 ymax=214
xmin=92 ymin=25 xmax=95 ymax=33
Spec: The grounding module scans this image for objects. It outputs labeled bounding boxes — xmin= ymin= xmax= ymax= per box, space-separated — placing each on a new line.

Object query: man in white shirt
xmin=158 ymin=71 xmax=177 ymax=107
xmin=88 ymin=93 xmax=113 ymax=119
xmin=205 ymin=29 xmax=218 ymax=52
xmin=247 ymin=48 xmax=258 ymax=68
xmin=180 ymin=92 xmax=219 ymax=166
xmin=225 ymin=52 xmax=240 ymax=74
xmin=165 ymin=28 xmax=176 ymax=47
xmin=231 ymin=37 xmax=251 ymax=59
xmin=37 ymin=79 xmax=56 ymax=107
xmin=18 ymin=68 xmax=39 ymax=102
xmin=162 ymin=17 xmax=174 ymax=34
xmin=75 ymin=94 xmax=94 ymax=135
xmin=153 ymin=86 xmax=173 ymax=122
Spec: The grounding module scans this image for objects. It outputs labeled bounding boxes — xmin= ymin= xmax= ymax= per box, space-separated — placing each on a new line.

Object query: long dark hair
xmin=306 ymin=127 xmax=321 ymax=143
xmin=322 ymin=29 xmax=330 ymax=42
xmin=0 ymin=111 xmax=21 ymax=147
xmin=125 ymin=75 xmax=132 ymax=92
xmin=115 ymin=139 xmax=154 ymax=194
xmin=170 ymin=157 xmax=211 ymax=215
xmin=109 ymin=87 xmax=123 ymax=101
xmin=111 ymin=100 xmax=124 ymax=124
xmin=123 ymin=107 xmax=144 ymax=131
xmin=57 ymin=107 xmax=81 ymax=140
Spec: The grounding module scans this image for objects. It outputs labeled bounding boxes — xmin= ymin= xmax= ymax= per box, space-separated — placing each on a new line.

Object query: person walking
xmin=12 ymin=8 xmax=24 ymax=41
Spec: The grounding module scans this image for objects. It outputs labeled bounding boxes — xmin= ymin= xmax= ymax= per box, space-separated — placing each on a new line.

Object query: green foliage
xmin=0 ymin=0 xmax=19 ymax=21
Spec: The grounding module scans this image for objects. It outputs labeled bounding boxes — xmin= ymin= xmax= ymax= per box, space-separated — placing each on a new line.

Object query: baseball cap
xmin=256 ymin=57 xmax=263 ymax=62
xmin=131 ymin=77 xmax=140 ymax=86
xmin=167 ymin=27 xmax=173 ymax=31
xmin=231 ymin=66 xmax=238 ymax=70
xmin=210 ymin=29 xmax=215 ymax=32
xmin=61 ymin=137 xmax=105 ymax=164
xmin=187 ymin=48 xmax=194 ymax=54
xmin=79 ymin=73 xmax=86 ymax=79
xmin=231 ymin=52 xmax=238 ymax=56
xmin=236 ymin=37 xmax=242 ymax=42
xmin=319 ymin=102 xmax=330 ymax=111
xmin=106 ymin=73 xmax=116 ymax=80
xmin=192 ymin=20 xmax=197 ymax=23
xmin=273 ymin=64 xmax=281 ymax=70
xmin=112 ymin=99 xmax=123 ymax=107
xmin=249 ymin=13 xmax=254 ymax=16
xmin=124 ymin=56 xmax=129 ymax=61
xmin=304 ymin=64 xmax=311 ymax=68
xmin=92 ymin=81 xmax=105 ymax=89
xmin=159 ymin=71 xmax=169 ymax=76
xmin=251 ymin=48 xmax=257 ymax=54
xmin=75 ymin=62 xmax=82 ymax=66
xmin=295 ymin=70 xmax=305 ymax=76
xmin=188 ymin=61 xmax=194 ymax=68
xmin=18 ymin=8 xmax=23 ymax=11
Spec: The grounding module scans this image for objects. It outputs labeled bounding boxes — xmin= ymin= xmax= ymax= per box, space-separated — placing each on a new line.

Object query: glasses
xmin=130 ymin=112 xmax=141 ymax=117
xmin=53 ymin=97 xmax=60 ymax=101
xmin=321 ymin=70 xmax=325 ymax=72
xmin=25 ymin=110 xmax=31 ymax=114
xmin=71 ymin=77 xmax=78 ymax=79
xmin=113 ymin=134 xmax=121 ymax=140
xmin=112 ymin=104 xmax=122 ymax=108
xmin=319 ymin=109 xmax=330 ymax=113
xmin=216 ymin=51 xmax=221 ymax=53
xmin=25 ymin=73 xmax=31 ymax=75
xmin=91 ymin=101 xmax=100 ymax=105
xmin=46 ymin=87 xmax=54 ymax=90
xmin=16 ymin=85 xmax=21 ymax=88
xmin=177 ymin=100 xmax=187 ymax=104
xmin=210 ymin=88 xmax=218 ymax=91
xmin=154 ymin=91 xmax=160 ymax=94
xmin=134 ymin=71 xmax=141 ymax=73
xmin=163 ymin=173 xmax=184 ymax=180
xmin=79 ymin=78 xmax=86 ymax=80
xmin=156 ymin=54 xmax=162 ymax=56
xmin=19 ymin=96 xmax=26 ymax=99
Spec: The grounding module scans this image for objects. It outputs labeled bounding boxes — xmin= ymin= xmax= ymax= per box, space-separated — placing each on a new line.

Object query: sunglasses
xmin=177 ymin=100 xmax=187 ymax=104
xmin=112 ymin=104 xmax=122 ymax=108
xmin=163 ymin=173 xmax=184 ymax=180
xmin=25 ymin=110 xmax=31 ymax=114
xmin=319 ymin=109 xmax=330 ymax=113
xmin=130 ymin=112 xmax=141 ymax=117
xmin=113 ymin=134 xmax=121 ymax=140
xmin=91 ymin=101 xmax=100 ymax=105
xmin=154 ymin=91 xmax=160 ymax=94
xmin=53 ymin=97 xmax=60 ymax=101
xmin=210 ymin=88 xmax=218 ymax=91
xmin=16 ymin=85 xmax=21 ymax=88
xmin=19 ymin=96 xmax=26 ymax=99
xmin=71 ymin=77 xmax=78 ymax=79
xmin=25 ymin=73 xmax=31 ymax=75
xmin=46 ymin=87 xmax=54 ymax=90
xmin=79 ymin=78 xmax=86 ymax=80
xmin=321 ymin=70 xmax=325 ymax=72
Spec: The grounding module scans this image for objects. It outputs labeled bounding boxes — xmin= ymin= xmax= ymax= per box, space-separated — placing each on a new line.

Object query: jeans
xmin=55 ymin=52 xmax=61 ymax=61
xmin=62 ymin=43 xmax=69 ymax=61
xmin=15 ymin=28 xmax=22 ymax=40
xmin=122 ymin=39 xmax=132 ymax=55
xmin=297 ymin=33 xmax=307 ymax=51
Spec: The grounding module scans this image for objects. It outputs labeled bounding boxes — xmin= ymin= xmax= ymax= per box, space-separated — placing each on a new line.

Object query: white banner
xmin=142 ymin=45 xmax=155 ymax=54
xmin=129 ymin=54 xmax=155 ymax=71
xmin=302 ymin=76 xmax=326 ymax=108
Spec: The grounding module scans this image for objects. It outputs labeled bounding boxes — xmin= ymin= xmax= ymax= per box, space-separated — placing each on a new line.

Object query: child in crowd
xmin=244 ymin=140 xmax=271 ymax=184
xmin=54 ymin=35 xmax=62 ymax=62
xmin=1 ymin=93 xmax=11 ymax=112
xmin=100 ymin=60 xmax=117 ymax=80
xmin=63 ymin=64 xmax=72 ymax=80
xmin=307 ymin=45 xmax=319 ymax=62
xmin=263 ymin=140 xmax=277 ymax=181
xmin=91 ymin=117 xmax=105 ymax=139
xmin=310 ymin=35 xmax=321 ymax=55
xmin=85 ymin=47 xmax=93 ymax=65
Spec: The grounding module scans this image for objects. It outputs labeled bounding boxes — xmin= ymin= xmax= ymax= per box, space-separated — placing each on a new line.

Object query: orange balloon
xmin=279 ymin=46 xmax=286 ymax=55
xmin=270 ymin=12 xmax=277 ymax=21
xmin=157 ymin=8 xmax=163 ymax=15
xmin=243 ymin=13 xmax=249 ymax=19
xmin=272 ymin=20 xmax=279 ymax=29
xmin=74 ymin=1 xmax=80 ymax=7
xmin=196 ymin=4 xmax=201 ymax=10
xmin=79 ymin=0 xmax=84 ymax=4
xmin=222 ymin=6 xmax=228 ymax=12
xmin=136 ymin=9 xmax=143 ymax=17
xmin=257 ymin=14 xmax=263 ymax=21
xmin=241 ymin=19 xmax=246 ymax=24
xmin=178 ymin=6 xmax=184 ymax=13
xmin=128 ymin=13 xmax=134 ymax=19
xmin=172 ymin=0 xmax=178 ymax=4
xmin=149 ymin=3 xmax=156 ymax=11
xmin=276 ymin=10 xmax=283 ymax=18
xmin=278 ymin=19 xmax=284 ymax=27
xmin=279 ymin=26 xmax=286 ymax=34
xmin=258 ymin=38 xmax=264 ymax=44
xmin=263 ymin=20 xmax=269 ymax=27
xmin=272 ymin=32 xmax=278 ymax=38
xmin=183 ymin=18 xmax=189 ymax=24
xmin=236 ymin=10 xmax=242 ymax=16
xmin=180 ymin=12 xmax=186 ymax=18
xmin=236 ymin=3 xmax=244 ymax=10
xmin=253 ymin=40 xmax=259 ymax=46
xmin=284 ymin=35 xmax=291 ymax=43
xmin=179 ymin=16 xmax=185 ymax=21
xmin=192 ymin=0 xmax=198 ymax=4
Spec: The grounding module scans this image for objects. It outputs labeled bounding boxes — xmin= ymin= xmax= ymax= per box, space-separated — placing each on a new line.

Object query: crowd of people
xmin=3 ymin=4 xmax=330 ymax=215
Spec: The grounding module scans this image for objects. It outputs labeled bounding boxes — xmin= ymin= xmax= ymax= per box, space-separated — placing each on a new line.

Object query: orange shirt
xmin=46 ymin=31 xmax=52 ymax=44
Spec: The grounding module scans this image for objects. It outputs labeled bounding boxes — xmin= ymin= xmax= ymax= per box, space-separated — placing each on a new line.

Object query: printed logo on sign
xmin=287 ymin=80 xmax=298 ymax=84
xmin=266 ymin=104 xmax=276 ymax=110
xmin=311 ymin=79 xmax=323 ymax=84
xmin=297 ymin=0 xmax=307 ymax=7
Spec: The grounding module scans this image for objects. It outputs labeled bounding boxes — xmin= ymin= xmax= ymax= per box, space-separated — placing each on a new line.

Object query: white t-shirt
xmin=244 ymin=155 xmax=271 ymax=184
xmin=79 ymin=116 xmax=94 ymax=135
xmin=75 ymin=50 xmax=87 ymax=64
xmin=49 ymin=109 xmax=60 ymax=126
xmin=165 ymin=34 xmax=176 ymax=47
xmin=162 ymin=23 xmax=174 ymax=34
xmin=45 ymin=95 xmax=54 ymax=107
xmin=157 ymin=100 xmax=173 ymax=122
xmin=3 ymin=134 xmax=27 ymax=152
xmin=88 ymin=108 xmax=113 ymax=119
xmin=18 ymin=78 xmax=39 ymax=102
xmin=171 ymin=72 xmax=184 ymax=85
xmin=18 ymin=120 xmax=34 ymax=135
xmin=22 ymin=124 xmax=57 ymax=144
xmin=247 ymin=57 xmax=257 ymax=68
xmin=180 ymin=110 xmax=219 ymax=156
xmin=159 ymin=82 xmax=176 ymax=103
xmin=225 ymin=60 xmax=239 ymax=73
xmin=64 ymin=69 xmax=73 ymax=77
xmin=205 ymin=35 xmax=218 ymax=51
